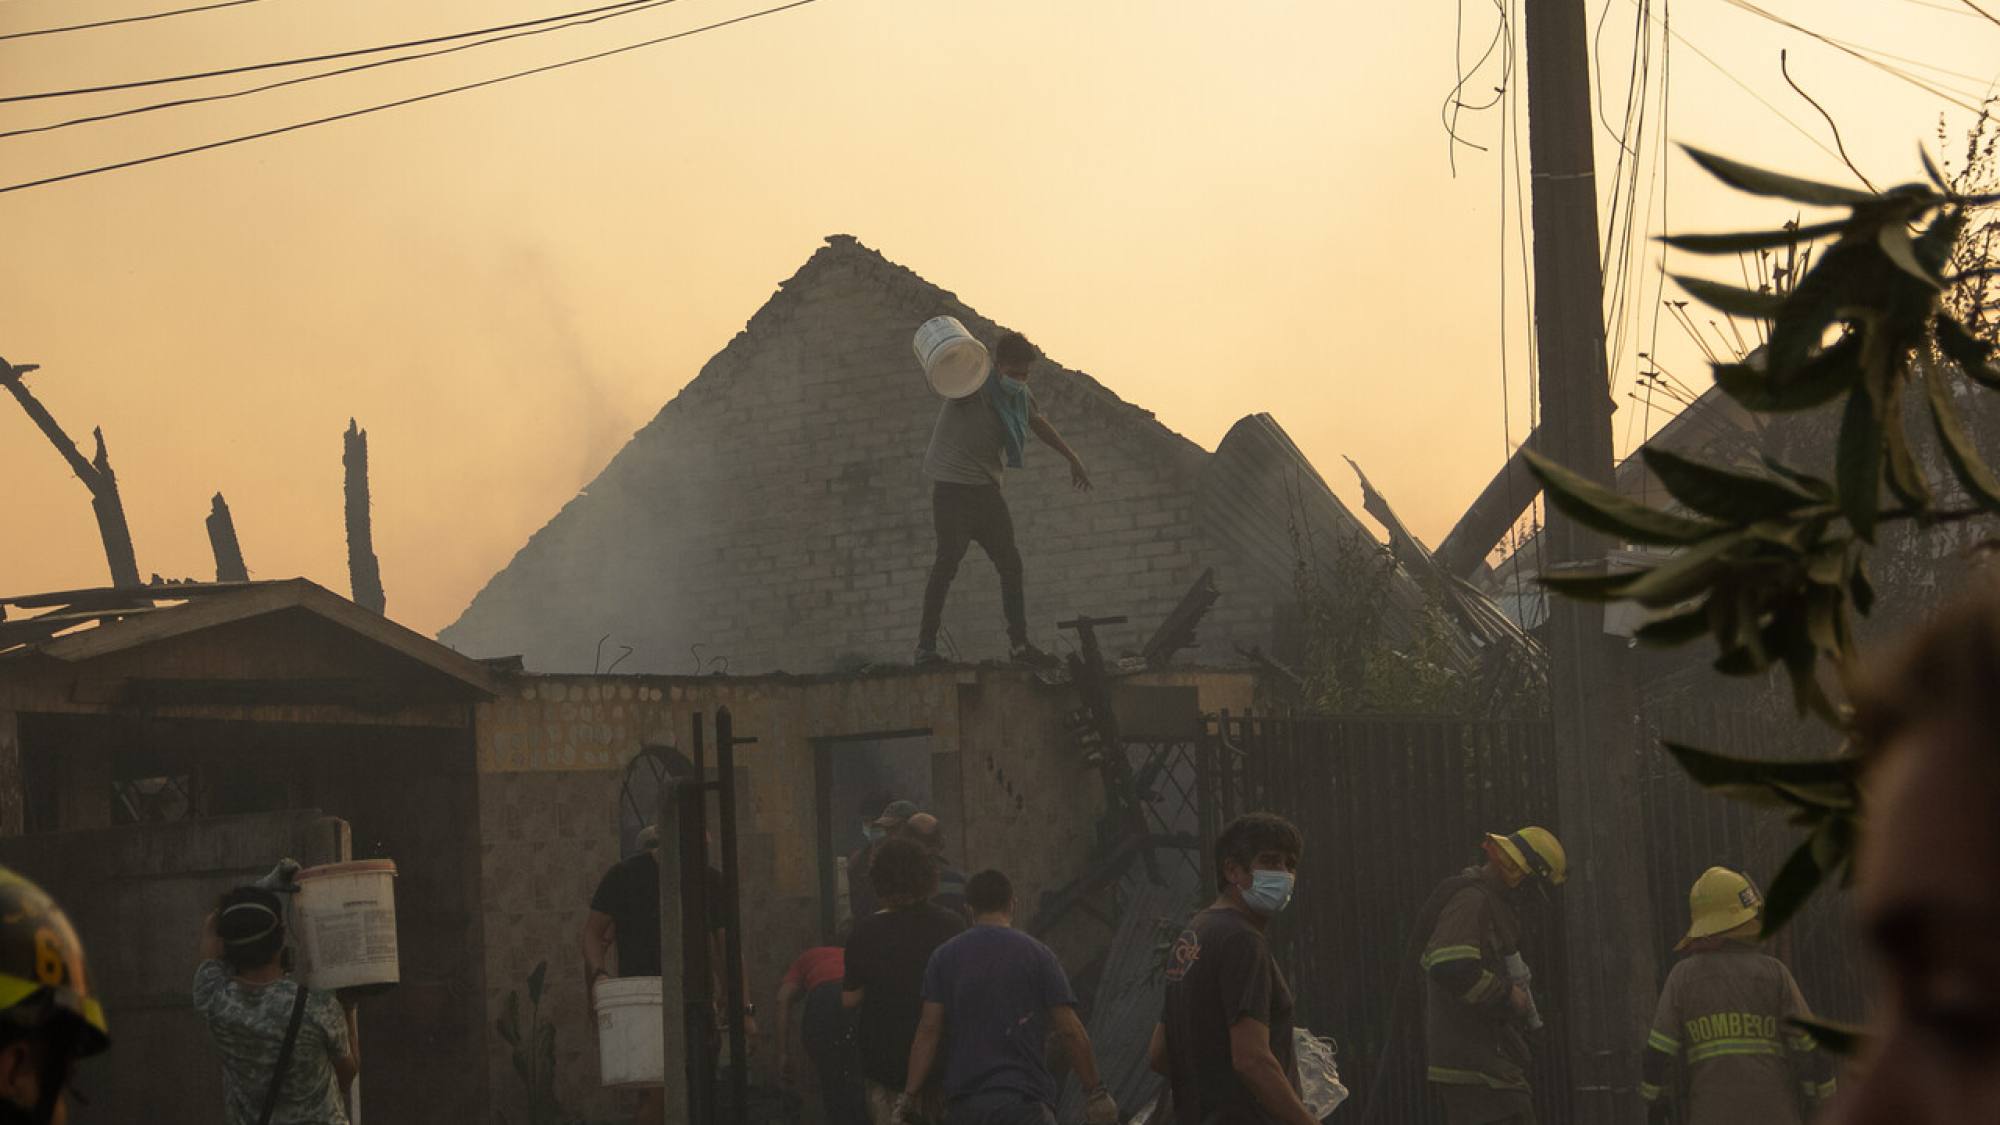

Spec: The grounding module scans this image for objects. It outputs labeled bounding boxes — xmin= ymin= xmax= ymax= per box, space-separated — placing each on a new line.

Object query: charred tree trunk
xmin=343 ymin=419 xmax=386 ymax=614
xmin=205 ymin=493 xmax=249 ymax=583
xmin=1 ymin=360 xmax=142 ymax=588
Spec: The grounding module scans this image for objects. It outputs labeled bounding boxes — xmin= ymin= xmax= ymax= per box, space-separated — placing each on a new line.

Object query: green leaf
xmin=1759 ymin=458 xmax=1835 ymax=501
xmin=1837 ymin=389 xmax=1883 ymax=541
xmin=1849 ymin=555 xmax=1875 ymax=616
xmin=1768 ymin=244 xmax=1865 ymax=376
xmin=1788 ymin=1014 xmax=1865 ymax=1057
xmin=1936 ymin=315 xmax=2000 ymax=391
xmin=1761 ymin=835 xmax=1827 ymax=936
xmin=1923 ymin=362 xmax=2000 ymax=513
xmin=1522 ymin=449 xmax=1724 ymax=546
xmin=1878 ymin=223 xmax=1945 ymax=289
xmin=1682 ymin=146 xmax=1878 ymax=207
xmin=1881 ymin=390 xmax=1932 ymax=511
xmin=527 ymin=960 xmax=547 ymax=1008
xmin=1634 ymin=606 xmax=1711 ymax=646
xmin=1539 ymin=569 xmax=1639 ymax=602
xmin=1619 ymin=534 xmax=1748 ymax=608
xmin=1675 ymin=275 xmax=1785 ymax=319
xmin=1663 ymin=741 xmax=1857 ymax=790
xmin=1660 ymin=220 xmax=1846 ymax=254
xmin=1921 ymin=145 xmax=1949 ymax=191
xmin=1640 ymin=447 xmax=1819 ymax=523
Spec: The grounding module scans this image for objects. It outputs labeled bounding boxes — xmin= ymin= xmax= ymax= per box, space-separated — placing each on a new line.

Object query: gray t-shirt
xmin=922 ymin=383 xmax=1039 ymax=486
xmin=193 ymin=960 xmax=352 ymax=1125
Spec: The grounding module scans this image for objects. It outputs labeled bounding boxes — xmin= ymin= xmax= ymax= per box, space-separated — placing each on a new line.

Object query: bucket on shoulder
xmin=294 ymin=859 xmax=400 ymax=995
xmin=912 ymin=316 xmax=991 ymax=399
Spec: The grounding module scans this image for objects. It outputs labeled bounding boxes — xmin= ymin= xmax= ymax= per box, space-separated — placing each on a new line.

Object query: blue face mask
xmin=863 ymin=823 xmax=885 ymax=844
xmin=1242 ymin=870 xmax=1295 ymax=916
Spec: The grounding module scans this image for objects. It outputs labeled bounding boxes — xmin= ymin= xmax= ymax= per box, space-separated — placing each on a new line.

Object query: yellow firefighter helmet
xmin=1676 ymin=866 xmax=1763 ymax=951
xmin=1487 ymin=826 xmax=1567 ymax=886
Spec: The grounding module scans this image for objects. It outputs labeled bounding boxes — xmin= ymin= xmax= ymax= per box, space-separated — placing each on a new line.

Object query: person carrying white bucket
xmin=911 ymin=327 xmax=1092 ymax=669
xmin=193 ymin=859 xmax=361 ymax=1125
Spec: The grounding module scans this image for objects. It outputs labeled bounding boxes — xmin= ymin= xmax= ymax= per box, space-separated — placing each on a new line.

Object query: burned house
xmin=0 ymin=578 xmax=1259 ymax=1125
xmin=442 ymin=235 xmax=1429 ymax=674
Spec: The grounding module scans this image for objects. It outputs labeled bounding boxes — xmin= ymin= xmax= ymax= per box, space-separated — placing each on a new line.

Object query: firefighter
xmin=0 ymin=866 xmax=109 ymax=1125
xmin=1640 ymin=867 xmax=1835 ymax=1125
xmin=1420 ymin=826 xmax=1565 ymax=1125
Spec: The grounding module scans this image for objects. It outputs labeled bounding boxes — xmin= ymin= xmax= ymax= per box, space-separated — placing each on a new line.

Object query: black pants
xmin=804 ymin=983 xmax=867 ymax=1125
xmin=919 ymin=482 xmax=1027 ymax=649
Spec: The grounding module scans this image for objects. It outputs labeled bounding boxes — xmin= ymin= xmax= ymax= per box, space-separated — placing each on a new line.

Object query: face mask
xmin=1241 ymin=870 xmax=1295 ymax=916
xmin=863 ymin=823 xmax=885 ymax=844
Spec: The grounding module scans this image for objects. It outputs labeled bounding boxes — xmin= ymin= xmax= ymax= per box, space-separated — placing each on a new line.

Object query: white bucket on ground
xmin=596 ymin=976 xmax=666 ymax=1088
xmin=294 ymin=860 xmax=400 ymax=993
xmin=912 ymin=316 xmax=991 ymax=399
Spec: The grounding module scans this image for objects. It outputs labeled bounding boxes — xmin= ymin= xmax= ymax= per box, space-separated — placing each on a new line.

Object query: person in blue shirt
xmin=899 ymin=870 xmax=1118 ymax=1125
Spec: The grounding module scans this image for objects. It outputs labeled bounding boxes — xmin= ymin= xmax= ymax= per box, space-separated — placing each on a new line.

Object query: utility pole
xmin=1522 ymin=0 xmax=1656 ymax=1119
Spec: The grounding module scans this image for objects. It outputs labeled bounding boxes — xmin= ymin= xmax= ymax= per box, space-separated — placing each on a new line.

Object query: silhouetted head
xmin=867 ymin=838 xmax=937 ymax=908
xmin=214 ymin=887 xmax=286 ymax=974
xmin=965 ymin=870 xmax=1014 ymax=919
xmin=993 ymin=331 xmax=1041 ymax=380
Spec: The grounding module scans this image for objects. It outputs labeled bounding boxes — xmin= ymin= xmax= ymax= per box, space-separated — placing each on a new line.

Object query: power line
xmin=0 ymin=0 xmax=660 ymax=104
xmin=0 ymin=0 xmax=265 ymax=42
xmin=1717 ymin=0 xmax=1986 ymax=111
xmin=0 ymin=0 xmax=822 ymax=195
xmin=0 ymin=0 xmax=685 ymax=141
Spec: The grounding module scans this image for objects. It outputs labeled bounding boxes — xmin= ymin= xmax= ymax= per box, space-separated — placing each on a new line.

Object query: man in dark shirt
xmin=1151 ymin=813 xmax=1317 ymax=1125
xmin=902 ymin=870 xmax=1117 ymax=1125
xmin=914 ymin=329 xmax=1091 ymax=669
xmin=582 ymin=827 xmax=751 ymax=1125
xmin=843 ymin=838 xmax=966 ymax=1125
xmin=901 ymin=813 xmax=969 ymax=920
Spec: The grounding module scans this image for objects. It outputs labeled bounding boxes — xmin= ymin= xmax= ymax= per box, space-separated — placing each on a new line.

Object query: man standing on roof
xmin=1641 ymin=867 xmax=1835 ymax=1125
xmin=1419 ymin=826 xmax=1567 ymax=1125
xmin=915 ymin=330 xmax=1091 ymax=670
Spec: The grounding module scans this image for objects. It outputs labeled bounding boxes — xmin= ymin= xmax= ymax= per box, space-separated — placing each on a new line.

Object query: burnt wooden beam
xmin=1 ymin=360 xmax=142 ymax=588
xmin=1434 ymin=425 xmax=1546 ymax=580
xmin=1142 ymin=567 xmax=1220 ymax=669
xmin=342 ymin=419 xmax=385 ymax=614
xmin=205 ymin=493 xmax=249 ymax=583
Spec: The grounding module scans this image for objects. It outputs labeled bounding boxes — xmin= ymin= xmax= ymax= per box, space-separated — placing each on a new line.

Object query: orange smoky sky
xmin=1 ymin=0 xmax=1994 ymax=639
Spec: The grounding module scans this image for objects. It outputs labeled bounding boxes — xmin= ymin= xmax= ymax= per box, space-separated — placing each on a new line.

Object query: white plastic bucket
xmin=596 ymin=976 xmax=666 ymax=1088
xmin=294 ymin=860 xmax=400 ymax=993
xmin=912 ymin=316 xmax=991 ymax=399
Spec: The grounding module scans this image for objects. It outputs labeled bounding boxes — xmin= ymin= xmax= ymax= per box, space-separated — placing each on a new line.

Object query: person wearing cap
xmin=1418 ymin=826 xmax=1566 ymax=1125
xmin=1640 ymin=867 xmax=1834 ymax=1125
xmin=851 ymin=801 xmax=918 ymax=920
xmin=845 ymin=793 xmax=896 ymax=923
xmin=194 ymin=863 xmax=358 ymax=1125
xmin=913 ymin=329 xmax=1089 ymax=671
xmin=0 ymin=865 xmax=109 ymax=1125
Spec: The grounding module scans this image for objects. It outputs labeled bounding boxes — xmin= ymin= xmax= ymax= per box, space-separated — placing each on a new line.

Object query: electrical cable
xmin=0 ymin=0 xmax=660 ymax=104
xmin=0 ymin=0 xmax=821 ymax=195
xmin=1716 ymin=0 xmax=1985 ymax=110
xmin=0 ymin=0 xmax=264 ymax=42
xmin=0 ymin=0 xmax=684 ymax=141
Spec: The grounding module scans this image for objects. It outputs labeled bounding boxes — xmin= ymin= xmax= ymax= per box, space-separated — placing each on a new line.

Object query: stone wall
xmin=472 ymin=667 xmax=1252 ymax=1125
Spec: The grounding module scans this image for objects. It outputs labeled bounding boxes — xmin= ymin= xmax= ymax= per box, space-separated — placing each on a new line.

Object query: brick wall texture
xmin=441 ymin=235 xmax=1384 ymax=673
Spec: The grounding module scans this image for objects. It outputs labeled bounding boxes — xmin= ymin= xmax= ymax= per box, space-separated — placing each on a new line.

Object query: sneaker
xmin=913 ymin=647 xmax=948 ymax=668
xmin=1009 ymin=642 xmax=1061 ymax=669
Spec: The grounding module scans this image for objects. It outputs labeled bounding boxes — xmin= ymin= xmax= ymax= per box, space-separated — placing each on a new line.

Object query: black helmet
xmin=0 ymin=867 xmax=107 ymax=1056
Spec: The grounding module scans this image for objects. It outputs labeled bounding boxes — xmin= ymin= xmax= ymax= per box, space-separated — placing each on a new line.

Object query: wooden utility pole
xmin=342 ymin=419 xmax=386 ymax=614
xmin=206 ymin=493 xmax=249 ymax=582
xmin=1 ymin=358 xmax=141 ymax=588
xmin=1522 ymin=0 xmax=1656 ymax=1119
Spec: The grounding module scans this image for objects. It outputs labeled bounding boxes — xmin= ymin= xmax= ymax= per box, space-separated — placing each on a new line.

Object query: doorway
xmin=812 ymin=731 xmax=934 ymax=938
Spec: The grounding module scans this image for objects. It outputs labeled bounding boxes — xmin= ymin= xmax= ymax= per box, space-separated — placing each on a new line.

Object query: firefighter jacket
xmin=1421 ymin=868 xmax=1532 ymax=1092
xmin=1641 ymin=944 xmax=1836 ymax=1125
